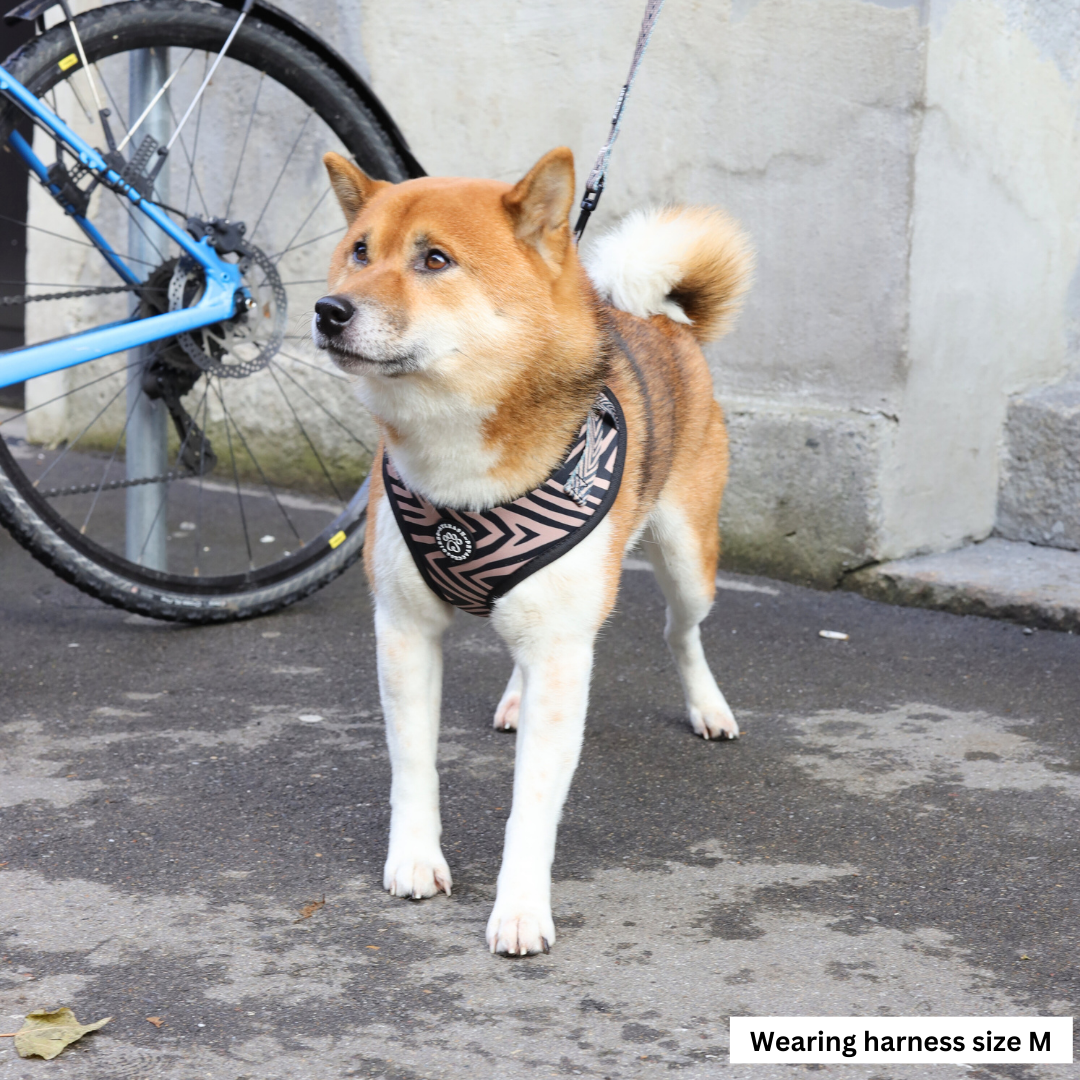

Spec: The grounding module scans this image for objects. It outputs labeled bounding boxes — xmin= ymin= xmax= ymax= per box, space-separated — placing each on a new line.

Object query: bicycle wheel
xmin=0 ymin=0 xmax=412 ymax=621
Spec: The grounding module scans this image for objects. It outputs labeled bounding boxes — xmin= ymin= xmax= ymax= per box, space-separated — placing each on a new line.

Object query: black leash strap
xmin=573 ymin=0 xmax=666 ymax=244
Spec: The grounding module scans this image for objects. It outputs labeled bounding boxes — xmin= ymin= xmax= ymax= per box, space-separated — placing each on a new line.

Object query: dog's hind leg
xmin=644 ymin=497 xmax=738 ymax=741
xmin=493 ymin=664 xmax=523 ymax=731
xmin=370 ymin=495 xmax=457 ymax=900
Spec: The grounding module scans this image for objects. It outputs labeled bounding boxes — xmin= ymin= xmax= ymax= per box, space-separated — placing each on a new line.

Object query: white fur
xmin=358 ymin=376 xmax=505 ymax=509
xmin=643 ymin=503 xmax=738 ymax=740
xmin=370 ymin=492 xmax=621 ymax=953
xmin=370 ymin=475 xmax=738 ymax=954
xmin=370 ymin=492 xmax=455 ymax=900
xmin=583 ymin=207 xmax=698 ymax=324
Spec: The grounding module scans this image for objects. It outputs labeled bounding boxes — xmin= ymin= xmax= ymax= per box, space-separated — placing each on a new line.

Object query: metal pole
xmin=125 ymin=47 xmax=170 ymax=570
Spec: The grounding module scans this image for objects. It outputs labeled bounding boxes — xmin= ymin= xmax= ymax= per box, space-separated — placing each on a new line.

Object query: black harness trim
xmin=383 ymin=388 xmax=627 ymax=617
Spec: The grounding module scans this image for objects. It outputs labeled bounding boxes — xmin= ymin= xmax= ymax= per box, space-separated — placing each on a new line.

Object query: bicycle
xmin=0 ymin=0 xmax=422 ymax=621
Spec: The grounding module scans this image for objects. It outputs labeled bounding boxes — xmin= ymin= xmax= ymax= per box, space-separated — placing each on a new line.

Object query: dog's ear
xmin=503 ymin=147 xmax=576 ymax=270
xmin=324 ymin=152 xmax=389 ymax=223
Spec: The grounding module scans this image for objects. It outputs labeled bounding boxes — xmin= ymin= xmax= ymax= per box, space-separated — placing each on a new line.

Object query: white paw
xmin=493 ymin=691 xmax=520 ymax=732
xmin=384 ymin=852 xmax=452 ymax=899
xmin=486 ymin=904 xmax=555 ymax=956
xmin=689 ymin=701 xmax=739 ymax=740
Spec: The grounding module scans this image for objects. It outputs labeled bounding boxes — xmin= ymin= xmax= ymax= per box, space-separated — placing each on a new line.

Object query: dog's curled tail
xmin=583 ymin=206 xmax=753 ymax=343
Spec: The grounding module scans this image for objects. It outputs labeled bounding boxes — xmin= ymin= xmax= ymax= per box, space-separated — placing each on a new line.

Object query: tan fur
xmin=585 ymin=205 xmax=753 ymax=343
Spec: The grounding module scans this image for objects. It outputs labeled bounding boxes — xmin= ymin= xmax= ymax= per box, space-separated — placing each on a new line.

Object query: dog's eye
xmin=424 ymin=249 xmax=450 ymax=271
xmin=353 ymin=241 xmax=368 ymax=266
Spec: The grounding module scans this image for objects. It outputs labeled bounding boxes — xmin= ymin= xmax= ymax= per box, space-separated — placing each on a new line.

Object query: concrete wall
xmin=343 ymin=0 xmax=1080 ymax=584
xmin=25 ymin=0 xmax=1080 ymax=583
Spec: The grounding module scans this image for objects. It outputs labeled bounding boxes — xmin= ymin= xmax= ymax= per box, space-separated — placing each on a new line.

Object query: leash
xmin=573 ymin=0 xmax=666 ymax=244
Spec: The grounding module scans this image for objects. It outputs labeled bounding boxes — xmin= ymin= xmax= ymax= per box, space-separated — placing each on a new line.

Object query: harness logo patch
xmin=435 ymin=522 xmax=473 ymax=561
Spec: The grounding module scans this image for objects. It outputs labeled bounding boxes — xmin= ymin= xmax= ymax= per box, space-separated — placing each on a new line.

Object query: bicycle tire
xmin=0 ymin=0 xmax=403 ymax=621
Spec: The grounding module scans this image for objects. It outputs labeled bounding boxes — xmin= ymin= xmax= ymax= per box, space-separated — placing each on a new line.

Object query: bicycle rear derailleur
xmin=140 ymin=356 xmax=218 ymax=477
xmin=138 ymin=259 xmax=217 ymax=477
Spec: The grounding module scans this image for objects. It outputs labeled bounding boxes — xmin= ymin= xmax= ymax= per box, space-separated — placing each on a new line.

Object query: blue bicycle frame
xmin=0 ymin=63 xmax=248 ymax=388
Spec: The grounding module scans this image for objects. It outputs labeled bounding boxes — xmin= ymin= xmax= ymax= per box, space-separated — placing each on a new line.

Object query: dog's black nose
xmin=314 ymin=294 xmax=354 ymax=337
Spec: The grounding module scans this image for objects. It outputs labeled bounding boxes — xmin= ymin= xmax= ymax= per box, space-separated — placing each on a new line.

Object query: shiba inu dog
xmin=312 ymin=147 xmax=752 ymax=956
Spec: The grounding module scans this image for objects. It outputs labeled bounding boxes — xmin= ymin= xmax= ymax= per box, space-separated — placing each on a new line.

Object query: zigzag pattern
xmin=383 ymin=389 xmax=626 ymax=616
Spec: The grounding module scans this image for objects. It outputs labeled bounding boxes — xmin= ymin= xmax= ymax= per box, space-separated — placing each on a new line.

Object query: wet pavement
xmin=0 ymin=525 xmax=1077 ymax=1078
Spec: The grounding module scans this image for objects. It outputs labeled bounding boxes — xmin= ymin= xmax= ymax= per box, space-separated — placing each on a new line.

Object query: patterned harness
xmin=383 ymin=388 xmax=626 ymax=616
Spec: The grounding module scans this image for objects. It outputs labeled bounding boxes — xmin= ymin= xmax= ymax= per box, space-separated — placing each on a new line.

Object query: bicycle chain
xmin=39 ymin=469 xmax=190 ymax=499
xmin=5 ymin=276 xmax=183 ymax=497
xmin=0 ymin=283 xmax=149 ymax=306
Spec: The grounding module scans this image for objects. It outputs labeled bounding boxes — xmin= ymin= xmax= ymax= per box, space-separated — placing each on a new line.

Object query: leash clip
xmin=573 ymin=175 xmax=604 ymax=244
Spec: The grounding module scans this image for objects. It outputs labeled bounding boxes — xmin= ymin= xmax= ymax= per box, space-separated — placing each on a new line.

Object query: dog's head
xmin=313 ymin=148 xmax=582 ymax=387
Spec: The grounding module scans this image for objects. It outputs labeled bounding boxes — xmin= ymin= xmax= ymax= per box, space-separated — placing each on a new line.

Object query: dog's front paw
xmin=689 ymin=700 xmax=739 ymax=740
xmin=486 ymin=904 xmax=555 ymax=956
xmin=384 ymin=851 xmax=452 ymax=899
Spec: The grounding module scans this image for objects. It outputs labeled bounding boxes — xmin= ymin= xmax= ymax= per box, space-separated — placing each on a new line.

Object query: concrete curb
xmin=843 ymin=537 xmax=1080 ymax=633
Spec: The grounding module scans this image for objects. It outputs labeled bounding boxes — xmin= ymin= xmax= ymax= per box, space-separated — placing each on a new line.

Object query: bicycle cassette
xmin=168 ymin=244 xmax=286 ymax=379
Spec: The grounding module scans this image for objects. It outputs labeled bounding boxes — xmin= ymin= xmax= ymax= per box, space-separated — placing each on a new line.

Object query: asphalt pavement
xmin=0 ymin=525 xmax=1077 ymax=1078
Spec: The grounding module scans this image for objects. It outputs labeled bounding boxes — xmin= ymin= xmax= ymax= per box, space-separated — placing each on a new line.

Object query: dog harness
xmin=382 ymin=388 xmax=626 ymax=616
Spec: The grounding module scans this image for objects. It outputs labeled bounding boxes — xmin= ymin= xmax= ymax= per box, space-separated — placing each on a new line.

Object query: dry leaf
xmin=146 ymin=1016 xmax=164 ymax=1028
xmin=13 ymin=1008 xmax=111 ymax=1059
xmin=293 ymin=894 xmax=326 ymax=923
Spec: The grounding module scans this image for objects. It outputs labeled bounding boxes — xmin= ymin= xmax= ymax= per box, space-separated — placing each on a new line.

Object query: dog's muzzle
xmin=314 ymin=294 xmax=354 ymax=339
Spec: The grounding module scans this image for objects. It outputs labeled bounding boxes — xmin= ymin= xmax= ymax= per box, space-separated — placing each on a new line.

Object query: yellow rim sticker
xmin=328 ymin=530 xmax=347 ymax=549
xmin=58 ymin=53 xmax=79 ymax=71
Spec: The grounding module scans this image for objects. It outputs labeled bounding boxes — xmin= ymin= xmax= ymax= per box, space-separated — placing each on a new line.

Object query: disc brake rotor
xmin=168 ymin=243 xmax=286 ymax=378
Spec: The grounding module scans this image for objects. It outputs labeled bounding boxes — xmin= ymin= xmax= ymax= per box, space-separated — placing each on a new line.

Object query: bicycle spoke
xmin=79 ymin=416 xmax=129 ymax=534
xmin=1 ymin=280 xmax=102 ymax=287
xmin=32 ymin=376 xmax=129 ymax=487
xmin=182 ymin=53 xmax=210 ymax=218
xmin=0 ymin=211 xmax=96 ymax=252
xmin=165 ymin=78 xmax=211 ymax=221
xmin=264 ymin=362 xmax=344 ymax=504
xmin=210 ymin=387 xmax=303 ymax=543
xmin=271 ymin=228 xmax=342 ymax=264
xmin=224 ymin=70 xmax=265 ymax=221
xmin=270 ymin=358 xmax=372 ymax=452
xmin=93 ymin=61 xmax=129 ymax=133
xmin=195 ymin=387 xmax=210 ymax=577
xmin=274 ymin=185 xmax=331 ymax=267
xmin=78 ymin=367 xmax=170 ymax=534
xmin=0 ymin=359 xmax=137 ymax=428
xmin=1 ymin=198 xmax=159 ymax=271
xmin=211 ymin=378 xmax=254 ymax=568
xmin=134 ymin=461 xmax=172 ymax=566
xmin=65 ymin=70 xmax=95 ymax=126
xmin=276 ymin=349 xmax=349 ymax=381
xmin=120 ymin=49 xmax=196 ymax=156
xmin=119 ymin=199 xmax=165 ymax=266
xmin=249 ymin=109 xmax=313 ymax=243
